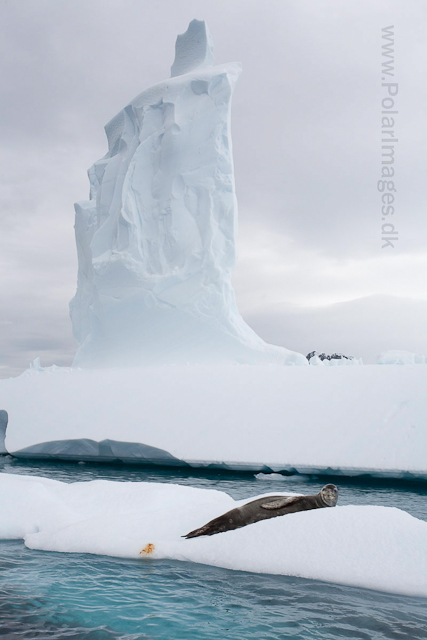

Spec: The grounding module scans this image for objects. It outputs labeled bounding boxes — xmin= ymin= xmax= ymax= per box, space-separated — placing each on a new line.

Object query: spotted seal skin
xmin=183 ymin=484 xmax=338 ymax=539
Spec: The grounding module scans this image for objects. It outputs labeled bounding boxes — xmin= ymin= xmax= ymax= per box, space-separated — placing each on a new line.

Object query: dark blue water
xmin=1 ymin=456 xmax=427 ymax=639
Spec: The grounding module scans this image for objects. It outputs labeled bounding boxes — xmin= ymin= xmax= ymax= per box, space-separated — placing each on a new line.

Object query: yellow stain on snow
xmin=140 ymin=543 xmax=155 ymax=556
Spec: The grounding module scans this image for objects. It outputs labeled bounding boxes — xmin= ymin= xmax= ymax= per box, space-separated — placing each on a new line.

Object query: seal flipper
xmin=183 ymin=520 xmax=224 ymax=539
xmin=260 ymin=496 xmax=299 ymax=510
xmin=183 ymin=523 xmax=211 ymax=539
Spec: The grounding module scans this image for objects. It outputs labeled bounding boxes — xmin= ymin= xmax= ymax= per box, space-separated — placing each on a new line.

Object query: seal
xmin=183 ymin=484 xmax=338 ymax=538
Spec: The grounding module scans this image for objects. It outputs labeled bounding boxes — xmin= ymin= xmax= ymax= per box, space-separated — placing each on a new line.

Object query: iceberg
xmin=1 ymin=473 xmax=426 ymax=597
xmin=70 ymin=19 xmax=305 ymax=368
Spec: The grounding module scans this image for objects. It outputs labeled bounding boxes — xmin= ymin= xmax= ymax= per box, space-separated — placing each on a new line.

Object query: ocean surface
xmin=1 ymin=456 xmax=426 ymax=639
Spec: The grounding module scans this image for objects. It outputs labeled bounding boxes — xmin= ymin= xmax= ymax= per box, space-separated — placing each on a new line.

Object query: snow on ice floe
xmin=69 ymin=19 xmax=305 ymax=368
xmin=2 ymin=364 xmax=427 ymax=479
xmin=0 ymin=473 xmax=426 ymax=597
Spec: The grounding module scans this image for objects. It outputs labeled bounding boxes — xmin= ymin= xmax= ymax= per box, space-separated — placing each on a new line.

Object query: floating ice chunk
xmin=21 ymin=362 xmax=69 ymax=378
xmin=1 ymin=474 xmax=426 ymax=597
xmin=377 ymin=350 xmax=426 ymax=365
xmin=255 ymin=472 xmax=290 ymax=481
xmin=13 ymin=437 xmax=186 ymax=465
xmin=29 ymin=357 xmax=44 ymax=372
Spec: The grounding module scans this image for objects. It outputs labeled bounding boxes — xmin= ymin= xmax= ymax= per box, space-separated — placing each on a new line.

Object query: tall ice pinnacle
xmin=70 ymin=20 xmax=306 ymax=367
xmin=171 ymin=19 xmax=215 ymax=77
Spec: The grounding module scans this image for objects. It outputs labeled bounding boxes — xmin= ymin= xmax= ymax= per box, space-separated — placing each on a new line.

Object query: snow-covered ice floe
xmin=0 ymin=473 xmax=426 ymax=597
xmin=1 ymin=363 xmax=427 ymax=480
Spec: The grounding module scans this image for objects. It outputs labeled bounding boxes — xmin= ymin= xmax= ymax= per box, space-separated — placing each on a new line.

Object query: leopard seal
xmin=183 ymin=484 xmax=338 ymax=538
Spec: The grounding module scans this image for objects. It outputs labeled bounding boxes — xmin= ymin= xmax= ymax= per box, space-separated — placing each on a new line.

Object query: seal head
xmin=320 ymin=484 xmax=338 ymax=507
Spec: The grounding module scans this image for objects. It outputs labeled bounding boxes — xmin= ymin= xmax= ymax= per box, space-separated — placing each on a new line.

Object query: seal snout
xmin=320 ymin=484 xmax=338 ymax=507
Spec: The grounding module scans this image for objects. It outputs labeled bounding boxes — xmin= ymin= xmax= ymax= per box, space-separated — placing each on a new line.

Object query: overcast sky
xmin=1 ymin=0 xmax=426 ymax=377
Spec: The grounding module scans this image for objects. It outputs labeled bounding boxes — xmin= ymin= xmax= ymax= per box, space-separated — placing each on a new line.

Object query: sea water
xmin=1 ymin=456 xmax=426 ymax=639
